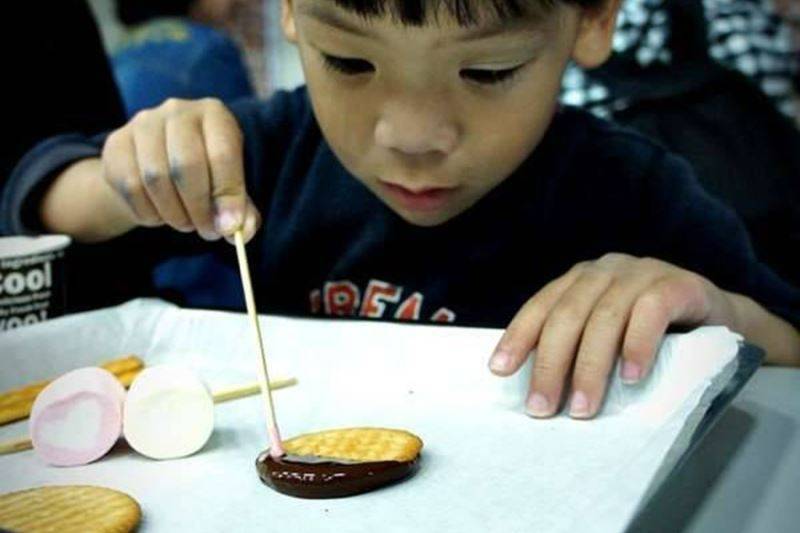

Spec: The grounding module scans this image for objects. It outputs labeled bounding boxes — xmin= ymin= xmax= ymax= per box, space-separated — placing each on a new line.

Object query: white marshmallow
xmin=29 ymin=367 xmax=126 ymax=466
xmin=123 ymin=365 xmax=214 ymax=459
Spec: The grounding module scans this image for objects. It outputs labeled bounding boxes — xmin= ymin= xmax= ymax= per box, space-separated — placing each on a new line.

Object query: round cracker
xmin=0 ymin=485 xmax=141 ymax=532
xmin=282 ymin=427 xmax=423 ymax=462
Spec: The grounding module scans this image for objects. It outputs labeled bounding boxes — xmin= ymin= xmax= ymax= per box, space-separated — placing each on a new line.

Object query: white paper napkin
xmin=0 ymin=299 xmax=742 ymax=532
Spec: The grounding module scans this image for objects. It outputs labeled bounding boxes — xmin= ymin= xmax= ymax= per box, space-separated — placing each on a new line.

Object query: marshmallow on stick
xmin=123 ymin=365 xmax=214 ymax=460
xmin=0 ymin=355 xmax=143 ymax=426
xmin=234 ymin=229 xmax=285 ymax=457
xmin=29 ymin=367 xmax=126 ymax=467
xmin=0 ymin=377 xmax=297 ymax=457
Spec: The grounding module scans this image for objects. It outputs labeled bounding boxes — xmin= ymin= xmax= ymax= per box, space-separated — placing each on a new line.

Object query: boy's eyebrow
xmin=297 ymin=2 xmax=547 ymax=43
xmin=453 ymin=17 xmax=544 ymax=42
xmin=298 ymin=3 xmax=377 ymax=39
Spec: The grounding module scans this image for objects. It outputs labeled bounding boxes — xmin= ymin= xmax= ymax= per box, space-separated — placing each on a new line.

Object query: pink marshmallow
xmin=29 ymin=367 xmax=126 ymax=466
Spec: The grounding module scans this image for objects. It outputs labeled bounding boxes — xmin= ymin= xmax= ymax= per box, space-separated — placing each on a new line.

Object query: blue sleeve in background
xmin=111 ymin=21 xmax=255 ymax=118
xmin=185 ymin=35 xmax=254 ymax=103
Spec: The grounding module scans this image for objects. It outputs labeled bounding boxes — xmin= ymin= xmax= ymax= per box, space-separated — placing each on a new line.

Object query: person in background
xmin=560 ymin=0 xmax=800 ymax=288
xmin=111 ymin=0 xmax=255 ymax=117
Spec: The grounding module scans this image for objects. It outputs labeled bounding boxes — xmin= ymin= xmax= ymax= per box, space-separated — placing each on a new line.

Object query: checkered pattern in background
xmin=704 ymin=0 xmax=798 ymax=117
xmin=560 ymin=0 xmax=799 ymax=121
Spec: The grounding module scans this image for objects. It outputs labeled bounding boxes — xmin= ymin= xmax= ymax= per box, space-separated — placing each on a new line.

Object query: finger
xmin=102 ymin=128 xmax=161 ymax=227
xmin=489 ymin=264 xmax=586 ymax=376
xmin=224 ymin=197 xmax=262 ymax=245
xmin=166 ymin=113 xmax=217 ymax=240
xmin=569 ymin=272 xmax=657 ymax=418
xmin=526 ymin=269 xmax=614 ymax=418
xmin=622 ymin=274 xmax=711 ymax=382
xmin=201 ymin=99 xmax=247 ymax=237
xmin=131 ymin=111 xmax=193 ymax=232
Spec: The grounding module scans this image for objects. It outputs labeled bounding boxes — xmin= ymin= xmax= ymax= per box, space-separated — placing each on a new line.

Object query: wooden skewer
xmin=233 ymin=229 xmax=285 ymax=458
xmin=0 ymin=377 xmax=297 ymax=456
xmin=212 ymin=377 xmax=296 ymax=403
xmin=0 ymin=437 xmax=33 ymax=455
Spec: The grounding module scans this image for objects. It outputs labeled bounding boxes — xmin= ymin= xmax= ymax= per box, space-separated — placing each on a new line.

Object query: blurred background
xmin=86 ymin=0 xmax=799 ymax=124
xmin=87 ymin=0 xmax=304 ymax=96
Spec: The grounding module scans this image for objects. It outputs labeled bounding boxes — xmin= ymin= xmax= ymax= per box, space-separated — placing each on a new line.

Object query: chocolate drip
xmin=256 ymin=451 xmax=420 ymax=498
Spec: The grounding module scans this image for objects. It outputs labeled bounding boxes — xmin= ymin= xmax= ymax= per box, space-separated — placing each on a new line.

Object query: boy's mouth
xmin=379 ymin=181 xmax=458 ymax=213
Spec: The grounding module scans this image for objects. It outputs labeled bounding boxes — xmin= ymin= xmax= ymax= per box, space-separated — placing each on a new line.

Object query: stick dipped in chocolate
xmin=233 ymin=230 xmax=423 ymax=499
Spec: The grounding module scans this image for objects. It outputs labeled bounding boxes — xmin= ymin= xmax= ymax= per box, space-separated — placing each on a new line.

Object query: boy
xmin=3 ymin=0 xmax=799 ymax=420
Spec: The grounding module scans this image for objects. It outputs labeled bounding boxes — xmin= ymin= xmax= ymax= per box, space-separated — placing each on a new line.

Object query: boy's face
xmin=282 ymin=0 xmax=613 ymax=226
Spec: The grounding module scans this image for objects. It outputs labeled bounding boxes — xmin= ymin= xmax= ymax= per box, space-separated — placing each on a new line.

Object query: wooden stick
xmin=0 ymin=437 xmax=32 ymax=455
xmin=0 ymin=378 xmax=297 ymax=456
xmin=233 ymin=229 xmax=285 ymax=458
xmin=212 ymin=377 xmax=297 ymax=403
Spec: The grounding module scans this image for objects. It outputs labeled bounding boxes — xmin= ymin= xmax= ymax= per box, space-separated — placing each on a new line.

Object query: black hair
xmin=332 ymin=0 xmax=605 ymax=26
xmin=116 ymin=0 xmax=195 ymax=26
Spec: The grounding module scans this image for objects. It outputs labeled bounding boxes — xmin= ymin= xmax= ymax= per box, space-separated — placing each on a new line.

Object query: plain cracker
xmin=0 ymin=485 xmax=141 ymax=533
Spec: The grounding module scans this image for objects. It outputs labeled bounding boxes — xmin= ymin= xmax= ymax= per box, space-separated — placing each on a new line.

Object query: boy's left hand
xmin=488 ymin=253 xmax=737 ymax=419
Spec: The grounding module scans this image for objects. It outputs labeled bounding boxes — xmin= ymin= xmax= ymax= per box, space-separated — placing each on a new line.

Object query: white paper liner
xmin=0 ymin=299 xmax=741 ymax=532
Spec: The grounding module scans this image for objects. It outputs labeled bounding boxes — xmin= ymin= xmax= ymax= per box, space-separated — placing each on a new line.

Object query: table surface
xmin=629 ymin=367 xmax=800 ymax=533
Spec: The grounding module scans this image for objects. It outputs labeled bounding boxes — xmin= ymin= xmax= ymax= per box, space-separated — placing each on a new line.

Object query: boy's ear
xmin=570 ymin=0 xmax=622 ymax=69
xmin=281 ymin=0 xmax=298 ymax=44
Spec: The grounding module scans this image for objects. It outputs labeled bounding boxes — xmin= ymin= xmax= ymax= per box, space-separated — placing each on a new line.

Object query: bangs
xmin=331 ymin=0 xmax=555 ymax=26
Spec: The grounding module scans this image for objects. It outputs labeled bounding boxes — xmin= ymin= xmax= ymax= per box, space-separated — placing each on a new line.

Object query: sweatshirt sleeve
xmin=648 ymin=151 xmax=800 ymax=328
xmin=0 ymin=134 xmax=104 ymax=235
xmin=0 ymin=87 xmax=312 ymax=237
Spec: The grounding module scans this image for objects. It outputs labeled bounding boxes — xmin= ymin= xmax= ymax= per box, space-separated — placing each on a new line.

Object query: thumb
xmin=222 ymin=196 xmax=262 ymax=244
xmin=213 ymin=192 xmax=247 ymax=236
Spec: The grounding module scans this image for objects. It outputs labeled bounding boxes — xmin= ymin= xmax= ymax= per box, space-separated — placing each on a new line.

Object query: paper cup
xmin=0 ymin=235 xmax=70 ymax=331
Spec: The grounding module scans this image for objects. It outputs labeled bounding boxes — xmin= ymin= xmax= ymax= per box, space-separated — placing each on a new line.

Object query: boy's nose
xmin=374 ymin=104 xmax=459 ymax=156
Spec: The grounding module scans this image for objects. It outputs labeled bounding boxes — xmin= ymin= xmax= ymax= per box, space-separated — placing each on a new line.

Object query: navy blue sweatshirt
xmin=3 ymin=87 xmax=799 ymax=327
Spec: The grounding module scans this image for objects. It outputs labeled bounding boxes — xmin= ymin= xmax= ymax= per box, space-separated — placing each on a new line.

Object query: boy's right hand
xmin=102 ymin=97 xmax=260 ymax=243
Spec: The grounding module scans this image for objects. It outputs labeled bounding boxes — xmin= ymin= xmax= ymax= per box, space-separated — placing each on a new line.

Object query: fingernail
xmin=214 ymin=209 xmax=240 ymax=235
xmin=569 ymin=391 xmax=591 ymax=418
xmin=621 ymin=361 xmax=642 ymax=383
xmin=489 ymin=350 xmax=511 ymax=373
xmin=526 ymin=393 xmax=550 ymax=417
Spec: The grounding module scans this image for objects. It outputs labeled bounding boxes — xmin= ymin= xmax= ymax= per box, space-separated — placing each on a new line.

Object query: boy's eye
xmin=321 ymin=53 xmax=375 ymax=75
xmin=460 ymin=66 xmax=523 ymax=85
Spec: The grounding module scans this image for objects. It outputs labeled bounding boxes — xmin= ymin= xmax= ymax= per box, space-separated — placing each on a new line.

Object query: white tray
xmin=0 ymin=299 xmax=747 ymax=533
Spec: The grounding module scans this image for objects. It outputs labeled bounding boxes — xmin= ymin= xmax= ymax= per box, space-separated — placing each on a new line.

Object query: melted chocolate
xmin=256 ymin=451 xmax=420 ymax=498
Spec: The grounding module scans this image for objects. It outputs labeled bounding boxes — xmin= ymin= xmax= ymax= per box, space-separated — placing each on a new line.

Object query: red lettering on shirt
xmin=360 ymin=280 xmax=402 ymax=318
xmin=324 ymin=281 xmax=360 ymax=316
xmin=309 ymin=289 xmax=321 ymax=314
xmin=431 ymin=307 xmax=456 ymax=323
xmin=395 ymin=292 xmax=423 ymax=321
xmin=312 ymin=279 xmax=457 ymax=323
